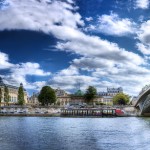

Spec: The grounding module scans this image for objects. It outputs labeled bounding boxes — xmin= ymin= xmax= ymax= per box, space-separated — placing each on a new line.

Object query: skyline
xmin=0 ymin=0 xmax=150 ymax=95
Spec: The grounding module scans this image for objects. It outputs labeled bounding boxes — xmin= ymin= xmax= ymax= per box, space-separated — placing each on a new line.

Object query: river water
xmin=0 ymin=117 xmax=150 ymax=150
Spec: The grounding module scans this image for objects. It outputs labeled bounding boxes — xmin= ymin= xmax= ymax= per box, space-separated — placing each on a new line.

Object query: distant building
xmin=101 ymin=96 xmax=113 ymax=105
xmin=130 ymin=96 xmax=137 ymax=106
xmin=29 ymin=88 xmax=103 ymax=106
xmin=0 ymin=77 xmax=27 ymax=105
xmin=28 ymin=92 xmax=39 ymax=105
xmin=99 ymin=87 xmax=123 ymax=97
xmin=55 ymin=88 xmax=68 ymax=96
xmin=28 ymin=88 xmax=70 ymax=105
xmin=99 ymin=87 xmax=123 ymax=105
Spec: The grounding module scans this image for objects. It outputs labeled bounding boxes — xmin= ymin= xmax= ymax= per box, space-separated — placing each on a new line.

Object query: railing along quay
xmin=61 ymin=108 xmax=116 ymax=117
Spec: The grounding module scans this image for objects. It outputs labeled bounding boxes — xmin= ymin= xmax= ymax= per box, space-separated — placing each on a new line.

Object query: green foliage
xmin=4 ymin=86 xmax=10 ymax=105
xmin=84 ymin=86 xmax=97 ymax=104
xmin=38 ymin=86 xmax=57 ymax=106
xmin=18 ymin=85 xmax=25 ymax=105
xmin=0 ymin=88 xmax=2 ymax=104
xmin=113 ymin=93 xmax=130 ymax=105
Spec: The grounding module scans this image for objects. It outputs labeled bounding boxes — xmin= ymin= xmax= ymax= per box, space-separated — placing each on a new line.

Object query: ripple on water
xmin=0 ymin=117 xmax=150 ymax=150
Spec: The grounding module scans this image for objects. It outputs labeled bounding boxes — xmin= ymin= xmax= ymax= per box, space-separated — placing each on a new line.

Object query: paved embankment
xmin=121 ymin=106 xmax=140 ymax=116
xmin=0 ymin=106 xmax=140 ymax=117
xmin=0 ymin=107 xmax=61 ymax=117
xmin=0 ymin=113 xmax=61 ymax=117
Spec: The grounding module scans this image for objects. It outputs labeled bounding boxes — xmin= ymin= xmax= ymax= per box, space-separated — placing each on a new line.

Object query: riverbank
xmin=0 ymin=105 xmax=140 ymax=117
xmin=0 ymin=113 xmax=61 ymax=117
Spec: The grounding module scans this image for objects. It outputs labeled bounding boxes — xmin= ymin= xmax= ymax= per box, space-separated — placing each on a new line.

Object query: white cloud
xmin=136 ymin=20 xmax=150 ymax=56
xmin=86 ymin=13 xmax=137 ymax=36
xmin=0 ymin=0 xmax=84 ymax=32
xmin=135 ymin=0 xmax=149 ymax=9
xmin=136 ymin=43 xmax=150 ymax=55
xmin=58 ymin=65 xmax=79 ymax=76
xmin=91 ymin=63 xmax=150 ymax=95
xmin=70 ymin=54 xmax=150 ymax=95
xmin=73 ymin=57 xmax=114 ymax=71
xmin=66 ymin=0 xmax=74 ymax=4
xmin=55 ymin=26 xmax=144 ymax=66
xmin=0 ymin=0 xmax=150 ymax=95
xmin=49 ymin=61 xmax=150 ymax=95
xmin=50 ymin=73 xmax=100 ymax=92
xmin=7 ymin=62 xmax=51 ymax=88
xmin=137 ymin=20 xmax=150 ymax=45
xmin=12 ymin=62 xmax=51 ymax=77
xmin=85 ymin=17 xmax=93 ymax=22
xmin=0 ymin=51 xmax=14 ymax=69
xmin=0 ymin=51 xmax=51 ymax=90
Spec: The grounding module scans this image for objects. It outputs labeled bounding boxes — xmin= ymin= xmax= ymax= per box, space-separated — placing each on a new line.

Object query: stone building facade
xmin=29 ymin=88 xmax=103 ymax=106
xmin=27 ymin=92 xmax=39 ymax=105
xmin=99 ymin=87 xmax=123 ymax=96
xmin=0 ymin=77 xmax=27 ymax=105
xmin=99 ymin=87 xmax=123 ymax=105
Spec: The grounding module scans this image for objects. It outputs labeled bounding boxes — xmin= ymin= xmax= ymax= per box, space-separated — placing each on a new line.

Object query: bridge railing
xmin=138 ymin=85 xmax=150 ymax=97
xmin=135 ymin=85 xmax=150 ymax=107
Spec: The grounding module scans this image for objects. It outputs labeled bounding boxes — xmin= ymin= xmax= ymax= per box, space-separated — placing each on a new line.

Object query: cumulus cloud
xmin=85 ymin=17 xmax=93 ymax=22
xmin=137 ymin=20 xmax=150 ymax=45
xmin=136 ymin=20 xmax=150 ymax=56
xmin=73 ymin=57 xmax=114 ymax=71
xmin=91 ymin=63 xmax=150 ymax=95
xmin=58 ymin=65 xmax=79 ymax=76
xmin=49 ymin=60 xmax=150 ymax=95
xmin=55 ymin=26 xmax=144 ymax=66
xmin=7 ymin=62 xmax=51 ymax=89
xmin=0 ymin=0 xmax=150 ymax=95
xmin=0 ymin=51 xmax=51 ymax=90
xmin=49 ymin=73 xmax=100 ymax=92
xmin=12 ymin=62 xmax=51 ymax=77
xmin=135 ymin=0 xmax=149 ymax=9
xmin=136 ymin=43 xmax=150 ymax=55
xmin=86 ymin=13 xmax=137 ymax=36
xmin=0 ymin=0 xmax=84 ymax=32
xmin=0 ymin=51 xmax=14 ymax=69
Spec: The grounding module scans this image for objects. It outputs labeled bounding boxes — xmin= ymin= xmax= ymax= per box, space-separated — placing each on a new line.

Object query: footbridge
xmin=135 ymin=85 xmax=150 ymax=116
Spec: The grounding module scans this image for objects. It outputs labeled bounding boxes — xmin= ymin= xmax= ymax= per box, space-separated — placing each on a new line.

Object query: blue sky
xmin=0 ymin=0 xmax=150 ymax=96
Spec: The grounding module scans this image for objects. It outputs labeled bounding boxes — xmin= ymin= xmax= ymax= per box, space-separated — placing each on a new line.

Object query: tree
xmin=0 ymin=88 xmax=3 ymax=106
xmin=113 ymin=93 xmax=130 ymax=105
xmin=84 ymin=86 xmax=97 ymax=104
xmin=18 ymin=83 xmax=25 ymax=105
xmin=38 ymin=86 xmax=56 ymax=106
xmin=4 ymin=86 xmax=10 ymax=105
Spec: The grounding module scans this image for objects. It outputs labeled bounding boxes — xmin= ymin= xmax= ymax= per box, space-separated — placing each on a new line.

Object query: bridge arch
xmin=135 ymin=85 xmax=150 ymax=116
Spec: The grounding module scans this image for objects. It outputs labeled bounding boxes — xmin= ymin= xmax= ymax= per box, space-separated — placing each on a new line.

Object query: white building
xmin=55 ymin=88 xmax=68 ymax=96
xmin=99 ymin=87 xmax=123 ymax=105
xmin=99 ymin=87 xmax=123 ymax=97
xmin=0 ymin=77 xmax=28 ymax=104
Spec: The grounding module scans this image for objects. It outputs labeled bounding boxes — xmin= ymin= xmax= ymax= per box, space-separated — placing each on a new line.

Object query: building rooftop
xmin=0 ymin=77 xmax=26 ymax=91
xmin=74 ymin=90 xmax=84 ymax=96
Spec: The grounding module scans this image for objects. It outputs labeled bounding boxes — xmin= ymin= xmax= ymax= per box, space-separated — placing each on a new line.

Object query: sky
xmin=0 ymin=0 xmax=150 ymax=96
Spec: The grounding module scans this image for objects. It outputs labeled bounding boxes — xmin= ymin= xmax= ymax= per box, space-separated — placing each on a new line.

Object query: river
xmin=0 ymin=117 xmax=150 ymax=150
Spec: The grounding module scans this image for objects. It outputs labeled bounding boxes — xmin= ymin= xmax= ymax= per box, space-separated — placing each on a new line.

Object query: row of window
xmin=10 ymin=97 xmax=17 ymax=102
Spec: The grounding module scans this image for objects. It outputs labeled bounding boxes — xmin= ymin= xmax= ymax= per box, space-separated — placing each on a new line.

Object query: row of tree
xmin=84 ymin=86 xmax=130 ymax=105
xmin=0 ymin=84 xmax=25 ymax=106
xmin=38 ymin=86 xmax=130 ymax=106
